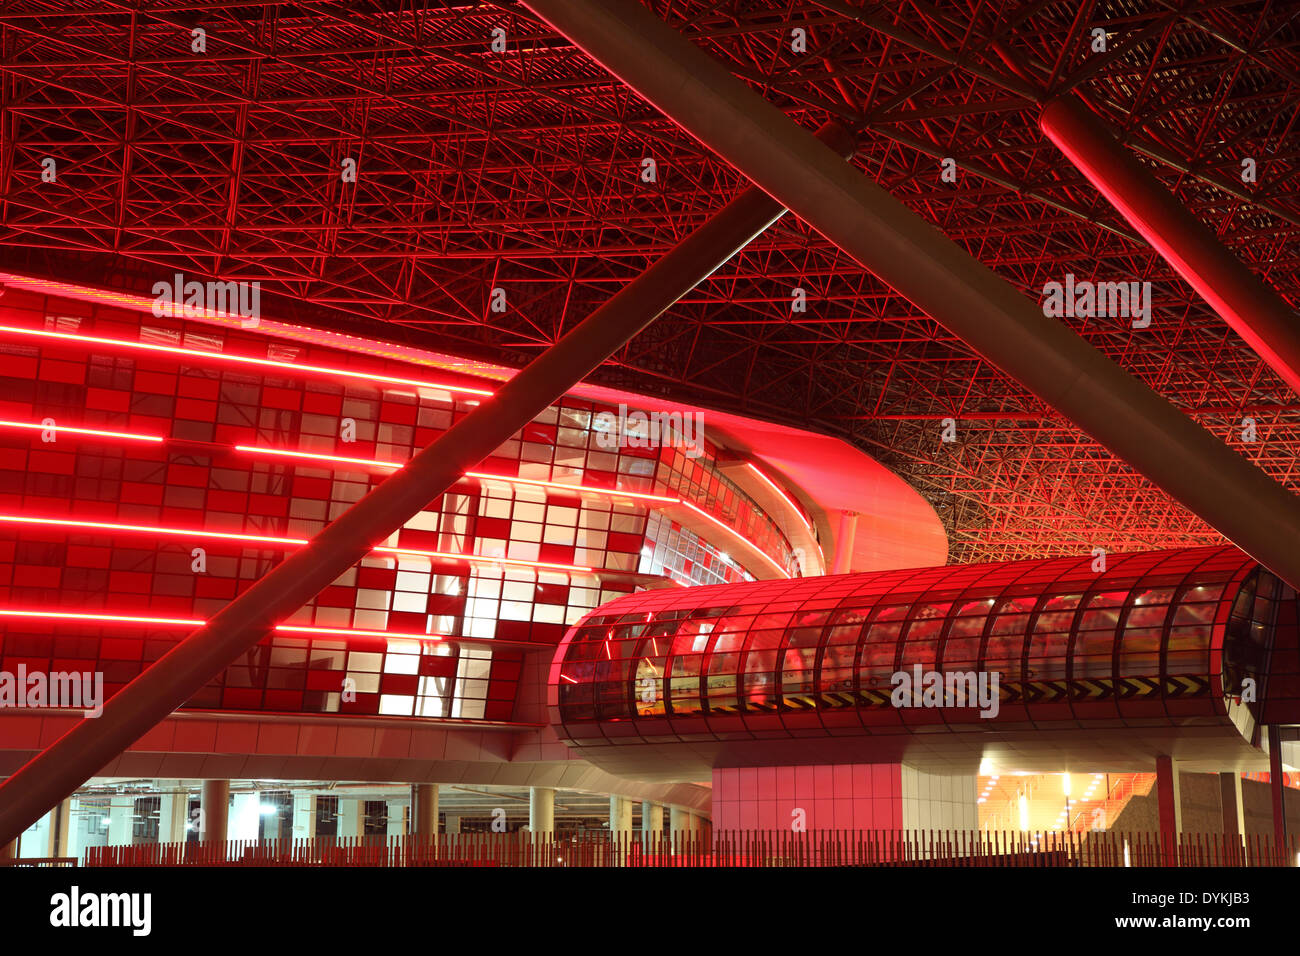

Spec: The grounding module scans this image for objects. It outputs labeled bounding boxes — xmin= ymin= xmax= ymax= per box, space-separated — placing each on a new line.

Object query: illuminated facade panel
xmin=0 ymin=289 xmax=817 ymax=725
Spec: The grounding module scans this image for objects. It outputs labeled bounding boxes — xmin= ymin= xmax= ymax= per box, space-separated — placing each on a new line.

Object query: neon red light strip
xmin=0 ymin=514 xmax=593 ymax=573
xmin=0 ymin=323 xmax=493 ymax=397
xmin=0 ymin=423 xmax=679 ymax=505
xmin=0 ymin=609 xmax=203 ymax=626
xmin=0 ymin=609 xmax=474 ymax=644
xmin=0 ymin=419 xmax=164 ymax=443
xmin=679 ymin=501 xmax=790 ymax=578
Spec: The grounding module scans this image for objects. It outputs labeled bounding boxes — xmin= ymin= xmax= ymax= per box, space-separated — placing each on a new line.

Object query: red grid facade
xmin=0 ymin=287 xmax=811 ymax=723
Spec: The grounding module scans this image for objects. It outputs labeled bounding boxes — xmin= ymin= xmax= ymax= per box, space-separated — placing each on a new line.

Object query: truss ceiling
xmin=1 ymin=0 xmax=1297 ymax=562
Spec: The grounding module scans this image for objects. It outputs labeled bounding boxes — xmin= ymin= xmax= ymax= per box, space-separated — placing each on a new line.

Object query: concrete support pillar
xmin=1156 ymin=755 xmax=1181 ymax=862
xmin=832 ymin=511 xmax=858 ymax=575
xmin=1220 ymin=772 xmax=1244 ymax=838
xmin=158 ymin=782 xmax=190 ymax=845
xmin=609 ymin=795 xmax=633 ymax=835
xmin=641 ymin=801 xmax=663 ymax=844
xmin=1268 ymin=725 xmax=1288 ymax=849
xmin=669 ymin=806 xmax=690 ymax=833
xmin=107 ymin=797 xmax=134 ymax=848
xmin=337 ymin=799 xmax=364 ymax=839
xmin=200 ymin=780 xmax=229 ymax=843
xmin=412 ymin=784 xmax=438 ymax=837
xmin=529 ymin=787 xmax=555 ymax=835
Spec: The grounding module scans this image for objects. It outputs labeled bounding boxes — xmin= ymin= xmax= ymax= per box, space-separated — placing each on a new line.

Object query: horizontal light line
xmin=0 ymin=514 xmax=594 ymax=574
xmin=0 ymin=609 xmax=204 ymax=626
xmin=0 ymin=514 xmax=299 ymax=546
xmin=0 ymin=323 xmax=493 ymax=397
xmin=273 ymin=624 xmax=446 ymax=642
xmin=679 ymin=501 xmax=790 ymax=579
xmin=236 ymin=445 xmax=404 ymax=470
xmin=0 ymin=609 xmax=502 ymax=645
xmin=0 ymin=419 xmax=164 ymax=443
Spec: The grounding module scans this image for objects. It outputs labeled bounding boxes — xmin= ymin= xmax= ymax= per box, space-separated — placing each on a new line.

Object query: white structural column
xmin=157 ymin=781 xmax=190 ymax=844
xmin=336 ymin=799 xmax=364 ymax=839
xmin=292 ymin=793 xmax=317 ymax=841
xmin=529 ymin=787 xmax=555 ymax=834
xmin=412 ymin=784 xmax=438 ymax=837
xmin=642 ymin=801 xmax=663 ymax=848
xmin=832 ymin=511 xmax=859 ymax=575
xmin=669 ymin=806 xmax=690 ymax=833
xmin=609 ymin=795 xmax=633 ymax=834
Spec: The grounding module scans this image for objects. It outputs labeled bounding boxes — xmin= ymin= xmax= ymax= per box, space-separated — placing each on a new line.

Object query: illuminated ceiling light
xmin=0 ymin=322 xmax=492 ymax=397
xmin=0 ymin=419 xmax=164 ymax=443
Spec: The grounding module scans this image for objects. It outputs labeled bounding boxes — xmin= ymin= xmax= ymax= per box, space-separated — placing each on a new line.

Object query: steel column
xmin=1268 ymin=725 xmax=1288 ymax=849
xmin=1040 ymin=93 xmax=1300 ymax=397
xmin=0 ymin=124 xmax=855 ymax=846
xmin=201 ymin=779 xmax=229 ymax=844
xmin=522 ymin=0 xmax=1300 ymax=593
xmin=1155 ymin=755 xmax=1180 ymax=864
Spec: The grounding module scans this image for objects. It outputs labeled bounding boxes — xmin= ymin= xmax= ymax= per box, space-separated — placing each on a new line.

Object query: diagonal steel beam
xmin=520 ymin=0 xmax=1300 ymax=592
xmin=1040 ymin=92 xmax=1300 ymax=398
xmin=0 ymin=121 xmax=856 ymax=846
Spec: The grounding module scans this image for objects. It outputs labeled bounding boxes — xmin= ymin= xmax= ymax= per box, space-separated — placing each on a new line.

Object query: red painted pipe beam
xmin=1040 ymin=93 xmax=1300 ymax=397
xmin=0 ymin=121 xmax=856 ymax=847
xmin=519 ymin=0 xmax=1300 ymax=595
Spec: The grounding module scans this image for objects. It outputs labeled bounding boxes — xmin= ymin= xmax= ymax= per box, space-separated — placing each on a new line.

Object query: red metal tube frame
xmin=521 ymin=0 xmax=1300 ymax=595
xmin=1040 ymin=92 xmax=1300 ymax=398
